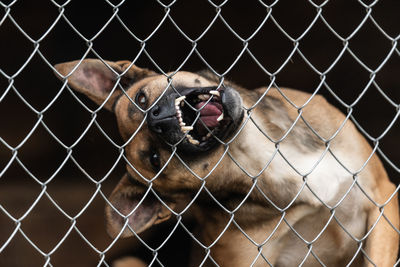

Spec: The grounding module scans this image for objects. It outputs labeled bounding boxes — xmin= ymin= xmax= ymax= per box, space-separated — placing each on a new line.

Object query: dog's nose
xmin=147 ymin=95 xmax=178 ymax=134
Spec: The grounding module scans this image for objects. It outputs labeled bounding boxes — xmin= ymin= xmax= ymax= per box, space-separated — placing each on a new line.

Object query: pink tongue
xmin=195 ymin=101 xmax=222 ymax=129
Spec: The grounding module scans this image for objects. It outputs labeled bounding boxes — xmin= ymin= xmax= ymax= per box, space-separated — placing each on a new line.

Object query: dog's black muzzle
xmin=147 ymin=93 xmax=179 ymax=134
xmin=146 ymin=86 xmax=243 ymax=153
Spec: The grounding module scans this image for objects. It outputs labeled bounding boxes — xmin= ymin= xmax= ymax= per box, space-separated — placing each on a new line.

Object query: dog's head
xmin=54 ymin=59 xmax=244 ymax=237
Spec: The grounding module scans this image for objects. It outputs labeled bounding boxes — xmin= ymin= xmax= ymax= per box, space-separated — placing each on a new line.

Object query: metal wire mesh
xmin=0 ymin=0 xmax=399 ymax=266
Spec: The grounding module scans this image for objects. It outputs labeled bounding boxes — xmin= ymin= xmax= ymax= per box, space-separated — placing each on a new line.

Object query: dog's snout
xmin=147 ymin=96 xmax=178 ymax=134
xmin=151 ymin=106 xmax=160 ymax=117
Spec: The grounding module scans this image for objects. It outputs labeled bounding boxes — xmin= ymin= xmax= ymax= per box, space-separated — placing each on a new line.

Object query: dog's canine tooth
xmin=180 ymin=122 xmax=186 ymax=126
xmin=209 ymin=90 xmax=220 ymax=97
xmin=175 ymin=96 xmax=186 ymax=106
xmin=180 ymin=101 xmax=184 ymax=107
xmin=181 ymin=126 xmax=193 ymax=132
xmin=217 ymin=113 xmax=224 ymax=121
xmin=198 ymin=94 xmax=210 ymax=101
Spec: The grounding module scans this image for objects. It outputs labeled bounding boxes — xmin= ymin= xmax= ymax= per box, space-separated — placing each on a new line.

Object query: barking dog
xmin=54 ymin=59 xmax=399 ymax=266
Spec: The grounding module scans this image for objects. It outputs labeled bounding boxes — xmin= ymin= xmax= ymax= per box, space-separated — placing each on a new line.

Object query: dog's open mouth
xmin=174 ymin=88 xmax=231 ymax=148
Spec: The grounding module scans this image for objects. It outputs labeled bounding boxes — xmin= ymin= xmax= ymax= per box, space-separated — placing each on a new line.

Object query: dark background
xmin=0 ymin=0 xmax=399 ymax=266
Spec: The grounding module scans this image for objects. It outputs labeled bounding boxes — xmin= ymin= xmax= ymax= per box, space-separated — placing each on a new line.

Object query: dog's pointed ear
xmin=54 ymin=59 xmax=156 ymax=111
xmin=105 ymin=174 xmax=174 ymax=238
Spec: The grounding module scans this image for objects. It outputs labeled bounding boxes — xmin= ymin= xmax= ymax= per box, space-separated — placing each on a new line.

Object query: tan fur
xmin=54 ymin=60 xmax=399 ymax=266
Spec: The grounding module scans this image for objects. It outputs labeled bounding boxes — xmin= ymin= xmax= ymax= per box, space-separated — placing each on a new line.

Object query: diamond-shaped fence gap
xmin=0 ymin=88 xmax=38 ymax=148
xmin=373 ymin=55 xmax=400 ymax=105
xmin=296 ymin=19 xmax=346 ymax=73
xmin=7 ymin=0 xmax=61 ymax=41
xmin=54 ymin=182 xmax=142 ymax=266
xmin=47 ymin=190 xmax=120 ymax=266
xmin=196 ymin=19 xmax=247 ymax=74
xmin=10 ymin=191 xmax=73 ymax=254
xmin=350 ymin=84 xmax=398 ymax=139
xmin=62 ymin=0 xmax=116 ymax=40
xmin=0 ymin=17 xmax=35 ymax=76
xmin=165 ymin=0 xmax=216 ymax=41
xmin=140 ymin=19 xmax=195 ymax=73
xmin=39 ymin=15 xmax=95 ymax=64
xmin=222 ymin=52 xmax=272 ymax=90
xmin=9 ymin=123 xmax=71 ymax=183
xmin=140 ymin=221 xmax=194 ymax=266
xmin=69 ymin=121 xmax=124 ymax=182
xmin=348 ymin=19 xmax=396 ymax=71
xmin=46 ymin=230 xmax=102 ymax=267
xmin=89 ymin=18 xmax=143 ymax=61
xmin=212 ymin=0 xmax=271 ymax=40
xmin=0 ymin=230 xmax=44 ymax=267
xmin=267 ymin=0 xmax=318 ymax=39
xmin=372 ymin=0 xmax=400 ymax=37
xmin=323 ymin=51 xmax=373 ymax=106
xmin=321 ymin=0 xmax=367 ymax=38
xmin=10 ymin=54 xmax=64 ymax=111
xmin=0 ymin=162 xmax=42 ymax=219
xmin=42 ymin=83 xmax=97 ymax=146
xmin=113 ymin=1 xmax=167 ymax=42
xmin=44 ymin=161 xmax=106 ymax=216
xmin=266 ymin=52 xmax=323 ymax=93
xmin=244 ymin=21 xmax=294 ymax=77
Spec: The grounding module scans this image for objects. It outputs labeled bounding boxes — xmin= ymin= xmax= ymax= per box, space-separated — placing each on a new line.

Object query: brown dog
xmin=54 ymin=59 xmax=399 ymax=266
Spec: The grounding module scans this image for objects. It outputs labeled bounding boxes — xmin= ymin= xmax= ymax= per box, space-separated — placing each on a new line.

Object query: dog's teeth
xmin=217 ymin=113 xmax=224 ymax=121
xmin=209 ymin=90 xmax=220 ymax=97
xmin=175 ymin=96 xmax=186 ymax=106
xmin=188 ymin=138 xmax=200 ymax=145
xmin=198 ymin=94 xmax=210 ymax=101
xmin=181 ymin=126 xmax=193 ymax=132
xmin=180 ymin=122 xmax=186 ymax=126
xmin=179 ymin=117 xmax=183 ymax=123
xmin=186 ymin=134 xmax=200 ymax=145
xmin=180 ymin=101 xmax=184 ymax=107
xmin=206 ymin=133 xmax=212 ymax=138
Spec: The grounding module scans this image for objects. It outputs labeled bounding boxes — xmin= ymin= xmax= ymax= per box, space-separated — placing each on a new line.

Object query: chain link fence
xmin=0 ymin=0 xmax=399 ymax=266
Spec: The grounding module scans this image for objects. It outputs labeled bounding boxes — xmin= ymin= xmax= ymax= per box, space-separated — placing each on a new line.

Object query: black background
xmin=0 ymin=0 xmax=399 ymax=266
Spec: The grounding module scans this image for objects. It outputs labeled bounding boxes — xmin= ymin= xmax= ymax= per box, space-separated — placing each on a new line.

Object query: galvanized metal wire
xmin=0 ymin=0 xmax=399 ymax=266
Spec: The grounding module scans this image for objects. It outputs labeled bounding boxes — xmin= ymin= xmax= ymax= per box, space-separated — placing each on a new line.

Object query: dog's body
xmin=55 ymin=59 xmax=399 ymax=266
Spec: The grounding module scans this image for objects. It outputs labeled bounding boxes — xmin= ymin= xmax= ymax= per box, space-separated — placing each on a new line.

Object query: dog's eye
xmin=135 ymin=91 xmax=147 ymax=109
xmin=150 ymin=152 xmax=161 ymax=169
